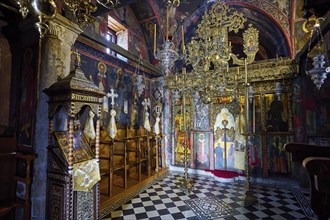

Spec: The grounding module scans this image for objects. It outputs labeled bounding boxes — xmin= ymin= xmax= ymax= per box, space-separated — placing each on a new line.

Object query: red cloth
xmin=205 ymin=169 xmax=245 ymax=179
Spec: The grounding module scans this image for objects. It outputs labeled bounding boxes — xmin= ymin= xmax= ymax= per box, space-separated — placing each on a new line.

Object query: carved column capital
xmin=46 ymin=14 xmax=82 ymax=78
xmin=48 ymin=14 xmax=81 ymax=44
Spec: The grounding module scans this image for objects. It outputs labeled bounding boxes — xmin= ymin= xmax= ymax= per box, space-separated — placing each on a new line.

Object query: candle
xmin=245 ymin=58 xmax=247 ymax=84
xmin=253 ymin=98 xmax=256 ymax=133
xmin=181 ymin=26 xmax=185 ymax=52
xmin=175 ymin=74 xmax=178 ymax=81
xmin=154 ymin=23 xmax=157 ymax=53
xmin=237 ymin=67 xmax=239 ymax=80
xmin=166 ymin=6 xmax=169 ymax=40
xmin=226 ymin=64 xmax=229 ymax=73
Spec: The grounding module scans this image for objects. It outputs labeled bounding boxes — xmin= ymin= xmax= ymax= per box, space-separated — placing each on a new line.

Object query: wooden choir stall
xmin=44 ymin=53 xmax=167 ymax=219
xmin=98 ymin=125 xmax=167 ymax=217
xmin=285 ymin=143 xmax=330 ymax=220
xmin=97 ymin=93 xmax=167 ymax=217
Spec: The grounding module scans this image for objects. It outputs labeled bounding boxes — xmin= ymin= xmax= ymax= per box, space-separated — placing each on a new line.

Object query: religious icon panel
xmin=267 ymin=135 xmax=290 ymax=175
xmin=193 ymin=130 xmax=212 ymax=169
xmin=248 ymin=135 xmax=262 ymax=175
xmin=265 ymin=93 xmax=289 ymax=132
xmin=213 ymin=107 xmax=236 ymax=171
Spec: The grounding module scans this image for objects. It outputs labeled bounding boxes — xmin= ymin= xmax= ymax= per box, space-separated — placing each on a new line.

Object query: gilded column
xmin=31 ymin=14 xmax=81 ymax=220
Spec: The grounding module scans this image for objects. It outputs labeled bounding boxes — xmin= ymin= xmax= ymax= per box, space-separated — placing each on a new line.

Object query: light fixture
xmin=163 ymin=0 xmax=259 ymax=202
xmin=185 ymin=1 xmax=259 ymax=103
xmin=306 ymin=54 xmax=330 ymax=90
xmin=248 ymin=85 xmax=254 ymax=103
xmin=134 ymin=57 xmax=145 ymax=97
xmin=14 ymin=0 xmax=120 ymax=38
xmin=306 ymin=17 xmax=330 ymax=90
xmin=154 ymin=2 xmax=180 ymax=75
xmin=164 ymin=0 xmax=180 ymax=7
xmin=274 ymin=82 xmax=282 ymax=100
xmin=154 ymin=40 xmax=180 ymax=75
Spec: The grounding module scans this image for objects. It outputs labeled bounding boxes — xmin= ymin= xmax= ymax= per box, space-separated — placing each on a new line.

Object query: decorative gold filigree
xmin=165 ymin=58 xmax=298 ymax=96
xmin=187 ymin=1 xmax=258 ymax=72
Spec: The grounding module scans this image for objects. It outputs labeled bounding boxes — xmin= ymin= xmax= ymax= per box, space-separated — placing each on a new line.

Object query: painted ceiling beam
xmin=92 ymin=0 xmax=137 ymax=17
xmin=81 ymin=31 xmax=162 ymax=76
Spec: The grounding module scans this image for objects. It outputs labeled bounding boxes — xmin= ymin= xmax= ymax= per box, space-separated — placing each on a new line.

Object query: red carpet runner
xmin=205 ymin=169 xmax=245 ymax=179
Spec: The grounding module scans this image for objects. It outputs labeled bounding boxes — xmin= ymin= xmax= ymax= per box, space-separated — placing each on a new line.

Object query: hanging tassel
xmin=154 ymin=116 xmax=160 ymax=135
xmin=144 ymin=111 xmax=151 ymax=132
xmin=84 ymin=110 xmax=96 ymax=140
xmin=108 ymin=109 xmax=117 ymax=139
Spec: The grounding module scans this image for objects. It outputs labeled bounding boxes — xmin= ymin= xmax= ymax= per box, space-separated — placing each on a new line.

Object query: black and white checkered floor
xmin=103 ymin=172 xmax=316 ymax=220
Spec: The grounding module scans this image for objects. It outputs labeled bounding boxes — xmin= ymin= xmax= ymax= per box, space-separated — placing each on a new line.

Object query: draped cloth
xmin=83 ymin=110 xmax=96 ymax=140
xmin=154 ymin=117 xmax=160 ymax=135
xmin=73 ymin=159 xmax=100 ymax=192
xmin=144 ymin=112 xmax=151 ymax=132
xmin=108 ymin=109 xmax=117 ymax=139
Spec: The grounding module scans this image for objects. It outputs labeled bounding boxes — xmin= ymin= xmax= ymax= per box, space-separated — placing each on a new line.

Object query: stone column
xmin=31 ymin=14 xmax=81 ymax=219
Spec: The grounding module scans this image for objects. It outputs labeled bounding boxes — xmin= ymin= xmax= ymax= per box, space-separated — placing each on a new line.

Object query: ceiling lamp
xmin=154 ymin=2 xmax=180 ymax=75
xmin=14 ymin=0 xmax=120 ymax=38
xmin=164 ymin=0 xmax=180 ymax=7
xmin=306 ymin=18 xmax=330 ymax=90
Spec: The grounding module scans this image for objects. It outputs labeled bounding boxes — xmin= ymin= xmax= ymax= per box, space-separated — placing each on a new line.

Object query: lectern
xmin=44 ymin=56 xmax=105 ymax=220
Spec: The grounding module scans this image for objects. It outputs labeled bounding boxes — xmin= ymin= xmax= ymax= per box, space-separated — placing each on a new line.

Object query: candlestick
xmin=237 ymin=67 xmax=239 ymax=81
xmin=166 ymin=6 xmax=169 ymax=40
xmin=182 ymin=25 xmax=185 ymax=52
xmin=253 ymin=98 xmax=256 ymax=133
xmin=154 ymin=23 xmax=157 ymax=53
xmin=245 ymin=58 xmax=247 ymax=84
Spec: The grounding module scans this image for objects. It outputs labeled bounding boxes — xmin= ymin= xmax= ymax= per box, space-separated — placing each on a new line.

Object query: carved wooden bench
xmin=285 ymin=143 xmax=330 ymax=220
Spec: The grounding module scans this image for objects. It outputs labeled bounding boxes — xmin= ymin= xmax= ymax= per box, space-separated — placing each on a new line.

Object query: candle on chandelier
xmin=253 ymin=99 xmax=256 ymax=133
xmin=154 ymin=23 xmax=157 ymax=53
xmin=245 ymin=58 xmax=247 ymax=84
xmin=166 ymin=6 xmax=169 ymax=40
xmin=237 ymin=67 xmax=239 ymax=80
xmin=182 ymin=26 xmax=185 ymax=52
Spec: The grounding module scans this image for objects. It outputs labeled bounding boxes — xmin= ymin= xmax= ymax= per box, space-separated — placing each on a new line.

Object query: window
xmin=107 ymin=16 xmax=128 ymax=62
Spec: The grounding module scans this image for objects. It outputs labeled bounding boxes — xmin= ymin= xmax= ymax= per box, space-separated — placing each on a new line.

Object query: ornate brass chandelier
xmin=164 ymin=0 xmax=260 ymax=202
xmin=184 ymin=1 xmax=259 ymax=103
xmin=14 ymin=0 xmax=120 ymax=38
